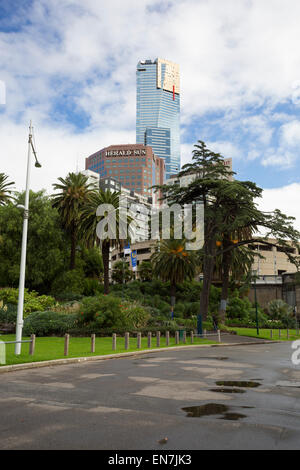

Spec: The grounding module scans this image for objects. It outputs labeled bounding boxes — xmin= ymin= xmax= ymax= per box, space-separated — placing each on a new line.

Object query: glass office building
xmin=136 ymin=58 xmax=180 ymax=179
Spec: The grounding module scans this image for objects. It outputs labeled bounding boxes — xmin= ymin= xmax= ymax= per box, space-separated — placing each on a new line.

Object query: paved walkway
xmin=0 ymin=341 xmax=299 ymax=450
xmin=203 ymin=332 xmax=273 ymax=344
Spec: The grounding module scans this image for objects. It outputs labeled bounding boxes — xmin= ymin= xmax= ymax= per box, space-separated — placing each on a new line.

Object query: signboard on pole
xmin=124 ymin=242 xmax=131 ymax=255
xmin=131 ymin=250 xmax=137 ymax=271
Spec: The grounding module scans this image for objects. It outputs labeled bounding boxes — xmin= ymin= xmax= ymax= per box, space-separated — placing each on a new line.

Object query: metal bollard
xmin=183 ymin=330 xmax=186 ymax=344
xmin=217 ymin=330 xmax=221 ymax=343
xmin=91 ymin=334 xmax=96 ymax=353
xmin=166 ymin=331 xmax=170 ymax=346
xmin=147 ymin=332 xmax=152 ymax=348
xmin=125 ymin=332 xmax=130 ymax=350
xmin=29 ymin=334 xmax=35 ymax=356
xmin=204 ymin=329 xmax=207 ymax=338
xmin=175 ymin=331 xmax=179 ymax=344
xmin=137 ymin=332 xmax=141 ymax=349
xmin=270 ymin=330 xmax=273 ymax=339
xmin=112 ymin=333 xmax=117 ymax=351
xmin=279 ymin=329 xmax=281 ymax=339
xmin=64 ymin=334 xmax=69 ymax=356
xmin=191 ymin=331 xmax=194 ymax=344
xmin=287 ymin=329 xmax=289 ymax=340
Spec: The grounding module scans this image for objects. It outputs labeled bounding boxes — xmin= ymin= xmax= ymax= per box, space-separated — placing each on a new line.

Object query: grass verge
xmin=230 ymin=327 xmax=300 ymax=341
xmin=0 ymin=334 xmax=216 ymax=366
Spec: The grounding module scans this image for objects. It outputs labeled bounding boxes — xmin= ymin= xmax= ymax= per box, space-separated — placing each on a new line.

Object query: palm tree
xmin=138 ymin=260 xmax=153 ymax=282
xmin=0 ymin=173 xmax=14 ymax=205
xmin=52 ymin=172 xmax=95 ymax=269
xmin=79 ymin=189 xmax=132 ymax=294
xmin=151 ymin=238 xmax=197 ymax=316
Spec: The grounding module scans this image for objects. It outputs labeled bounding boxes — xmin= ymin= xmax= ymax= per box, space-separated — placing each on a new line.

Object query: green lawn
xmin=0 ymin=334 xmax=216 ymax=367
xmin=230 ymin=327 xmax=300 ymax=341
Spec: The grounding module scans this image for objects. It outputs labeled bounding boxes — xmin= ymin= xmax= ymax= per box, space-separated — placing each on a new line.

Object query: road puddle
xmin=209 ymin=388 xmax=246 ymax=394
xmin=182 ymin=403 xmax=248 ymax=421
xmin=215 ymin=381 xmax=261 ymax=388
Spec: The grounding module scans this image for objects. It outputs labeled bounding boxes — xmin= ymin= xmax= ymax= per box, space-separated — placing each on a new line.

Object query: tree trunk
xmin=199 ymin=236 xmax=216 ymax=321
xmin=102 ymin=241 xmax=110 ymax=294
xmin=219 ymin=247 xmax=231 ymax=323
xmin=170 ymin=283 xmax=176 ymax=319
xmin=70 ymin=226 xmax=76 ymax=270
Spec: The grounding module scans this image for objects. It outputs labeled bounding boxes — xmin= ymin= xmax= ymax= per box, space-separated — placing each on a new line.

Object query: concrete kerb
xmin=0 ymin=340 xmax=280 ymax=375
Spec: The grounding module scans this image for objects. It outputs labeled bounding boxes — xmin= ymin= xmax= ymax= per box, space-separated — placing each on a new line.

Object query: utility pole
xmin=15 ymin=122 xmax=41 ymax=355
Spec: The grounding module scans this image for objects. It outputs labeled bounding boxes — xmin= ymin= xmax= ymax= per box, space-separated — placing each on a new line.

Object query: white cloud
xmin=206 ymin=141 xmax=241 ymax=159
xmin=262 ymin=151 xmax=296 ymax=168
xmin=258 ymin=183 xmax=300 ymax=232
xmin=1 ymin=0 xmax=300 ymax=202
xmin=280 ymin=120 xmax=300 ymax=147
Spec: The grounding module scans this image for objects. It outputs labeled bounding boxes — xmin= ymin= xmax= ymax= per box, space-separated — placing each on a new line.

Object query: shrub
xmin=82 ymin=278 xmax=104 ymax=296
xmin=23 ymin=311 xmax=77 ymax=336
xmin=0 ymin=303 xmax=17 ymax=325
xmin=78 ymin=295 xmax=125 ymax=328
xmin=267 ymin=299 xmax=296 ymax=328
xmin=121 ymin=300 xmax=150 ymax=329
xmin=0 ymin=288 xmax=56 ymax=316
xmin=78 ymin=295 xmax=150 ymax=330
xmin=226 ymin=292 xmax=252 ymax=320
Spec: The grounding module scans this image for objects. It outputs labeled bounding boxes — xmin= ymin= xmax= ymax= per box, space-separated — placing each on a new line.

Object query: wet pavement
xmin=0 ymin=341 xmax=299 ymax=449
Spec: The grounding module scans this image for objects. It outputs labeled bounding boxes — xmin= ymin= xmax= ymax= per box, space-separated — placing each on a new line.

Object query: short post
xmin=217 ymin=329 xmax=221 ymax=343
xmin=166 ymin=331 xmax=170 ymax=346
xmin=112 ymin=333 xmax=117 ymax=351
xmin=156 ymin=331 xmax=160 ymax=347
xmin=91 ymin=334 xmax=96 ymax=353
xmin=279 ymin=329 xmax=281 ymax=339
xmin=204 ymin=329 xmax=207 ymax=338
xmin=183 ymin=330 xmax=186 ymax=344
xmin=125 ymin=332 xmax=130 ymax=350
xmin=287 ymin=329 xmax=289 ymax=340
xmin=175 ymin=331 xmax=179 ymax=344
xmin=64 ymin=334 xmax=69 ymax=356
xmin=191 ymin=330 xmax=194 ymax=344
xmin=270 ymin=330 xmax=273 ymax=339
xmin=29 ymin=334 xmax=35 ymax=356
xmin=137 ymin=332 xmax=141 ymax=349
xmin=147 ymin=332 xmax=152 ymax=348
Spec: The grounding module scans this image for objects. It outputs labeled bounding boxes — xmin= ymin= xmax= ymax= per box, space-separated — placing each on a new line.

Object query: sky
xmin=0 ymin=0 xmax=300 ymax=229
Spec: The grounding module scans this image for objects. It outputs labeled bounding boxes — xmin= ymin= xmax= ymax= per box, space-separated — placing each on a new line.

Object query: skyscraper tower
xmin=136 ymin=58 xmax=180 ymax=179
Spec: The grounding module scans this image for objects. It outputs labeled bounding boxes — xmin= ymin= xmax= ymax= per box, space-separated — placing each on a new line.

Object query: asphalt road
xmin=0 ymin=341 xmax=299 ymax=450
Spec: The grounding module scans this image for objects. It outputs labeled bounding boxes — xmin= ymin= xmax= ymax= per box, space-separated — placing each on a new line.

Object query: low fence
xmin=62 ymin=329 xmax=221 ymax=356
xmin=269 ymin=328 xmax=299 ymax=339
xmin=0 ymin=330 xmax=222 ymax=360
xmin=1 ymin=334 xmax=35 ymax=355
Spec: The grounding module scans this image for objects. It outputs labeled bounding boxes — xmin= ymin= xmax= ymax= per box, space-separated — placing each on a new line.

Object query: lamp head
xmin=35 ymin=161 xmax=42 ymax=168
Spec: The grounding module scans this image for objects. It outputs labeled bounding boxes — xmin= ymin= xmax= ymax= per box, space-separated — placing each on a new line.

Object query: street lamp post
xmin=252 ymin=269 xmax=259 ymax=336
xmin=15 ymin=122 xmax=41 ymax=355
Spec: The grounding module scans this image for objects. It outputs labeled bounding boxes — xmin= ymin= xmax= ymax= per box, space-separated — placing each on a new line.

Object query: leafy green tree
xmin=111 ymin=260 xmax=132 ymax=284
xmin=0 ymin=190 xmax=70 ymax=292
xmin=151 ymin=239 xmax=197 ymax=314
xmin=159 ymin=140 xmax=300 ymax=323
xmin=52 ymin=172 xmax=95 ymax=270
xmin=0 ymin=173 xmax=14 ymax=205
xmin=138 ymin=260 xmax=153 ymax=282
xmin=80 ymin=246 xmax=103 ymax=278
xmin=160 ymin=141 xmax=233 ymax=321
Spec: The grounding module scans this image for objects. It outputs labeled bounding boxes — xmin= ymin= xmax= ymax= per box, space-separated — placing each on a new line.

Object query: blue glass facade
xmin=136 ymin=59 xmax=180 ymax=179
